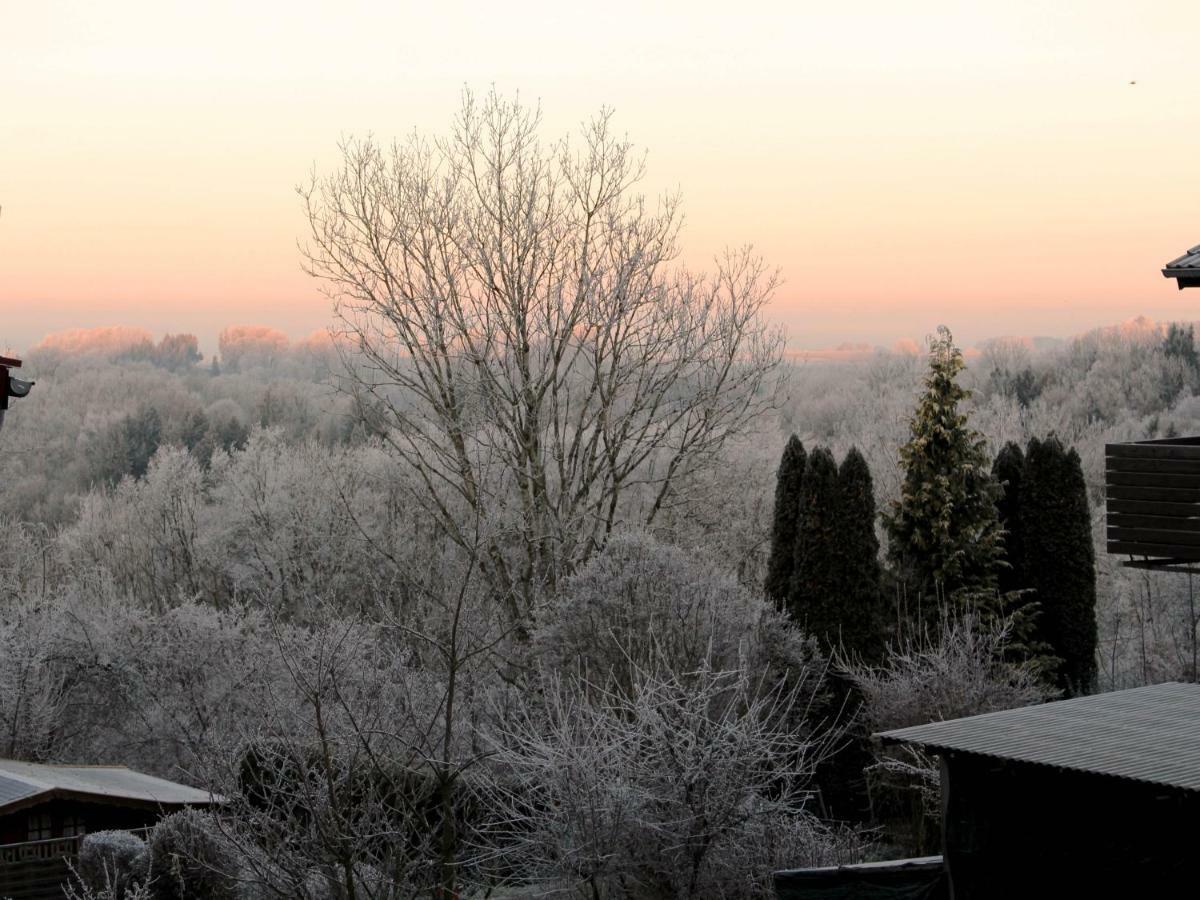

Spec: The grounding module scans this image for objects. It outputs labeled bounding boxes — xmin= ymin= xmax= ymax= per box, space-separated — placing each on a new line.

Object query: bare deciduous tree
xmin=300 ymin=89 xmax=785 ymax=621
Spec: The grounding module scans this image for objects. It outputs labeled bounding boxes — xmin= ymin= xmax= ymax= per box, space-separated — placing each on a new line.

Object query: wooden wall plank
xmin=1108 ymin=527 xmax=1200 ymax=547
xmin=1107 ymin=485 xmax=1200 ymax=503
xmin=1108 ymin=499 xmax=1200 ymax=517
xmin=1107 ymin=471 xmax=1200 ymax=488
xmin=1109 ymin=514 xmax=1200 ymax=531
xmin=1107 ymin=457 xmax=1200 ymax=474
xmin=1107 ymin=541 xmax=1200 ymax=560
xmin=1107 ymin=443 xmax=1200 ymax=460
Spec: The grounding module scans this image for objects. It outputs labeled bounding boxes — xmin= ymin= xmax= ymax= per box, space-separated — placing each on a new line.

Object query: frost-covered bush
xmin=845 ymin=613 xmax=1052 ymax=854
xmin=74 ymin=830 xmax=150 ymax=899
xmin=301 ymin=862 xmax=392 ymax=899
xmin=535 ymin=530 xmax=822 ymax=700
xmin=483 ymin=666 xmax=863 ymax=899
xmin=847 ymin=613 xmax=1051 ymax=732
xmin=147 ymin=809 xmax=238 ymax=900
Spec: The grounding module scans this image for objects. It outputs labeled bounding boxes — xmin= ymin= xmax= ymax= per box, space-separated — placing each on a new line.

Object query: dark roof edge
xmin=873 ymin=740 xmax=1200 ymax=793
xmin=0 ymin=787 xmax=222 ymax=817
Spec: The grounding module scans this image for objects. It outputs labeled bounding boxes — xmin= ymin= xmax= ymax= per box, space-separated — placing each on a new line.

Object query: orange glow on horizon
xmin=4 ymin=1 xmax=1200 ymax=355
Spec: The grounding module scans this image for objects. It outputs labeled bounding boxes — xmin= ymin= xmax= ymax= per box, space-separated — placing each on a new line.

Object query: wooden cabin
xmin=0 ymin=760 xmax=219 ymax=899
xmin=876 ymin=683 xmax=1200 ymax=900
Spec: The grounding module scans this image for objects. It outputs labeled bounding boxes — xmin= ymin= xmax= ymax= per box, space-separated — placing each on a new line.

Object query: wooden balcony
xmin=0 ymin=829 xmax=152 ymax=899
xmin=1107 ymin=437 xmax=1200 ymax=571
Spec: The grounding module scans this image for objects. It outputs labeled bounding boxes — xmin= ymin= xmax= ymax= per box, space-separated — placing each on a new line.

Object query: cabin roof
xmin=0 ymin=760 xmax=218 ymax=814
xmin=878 ymin=682 xmax=1200 ymax=791
xmin=1163 ymin=244 xmax=1200 ymax=287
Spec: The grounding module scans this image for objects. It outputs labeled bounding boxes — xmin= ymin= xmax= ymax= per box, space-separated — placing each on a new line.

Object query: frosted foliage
xmin=74 ymin=831 xmax=150 ymax=899
xmin=483 ymin=668 xmax=863 ymax=899
xmin=147 ymin=809 xmax=238 ymax=900
xmin=0 ymin=600 xmax=70 ymax=759
xmin=535 ymin=530 xmax=820 ymax=697
xmin=847 ymin=614 xmax=1051 ymax=732
xmin=301 ymin=89 xmax=785 ymax=618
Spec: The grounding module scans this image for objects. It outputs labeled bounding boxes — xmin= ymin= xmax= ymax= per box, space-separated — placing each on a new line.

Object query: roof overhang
xmin=876 ymin=682 xmax=1200 ymax=792
xmin=1163 ymin=271 xmax=1200 ymax=290
xmin=1163 ymin=244 xmax=1200 ymax=288
xmin=0 ymin=788 xmax=224 ymax=818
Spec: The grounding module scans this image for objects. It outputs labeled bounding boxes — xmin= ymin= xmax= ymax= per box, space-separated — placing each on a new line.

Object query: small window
xmin=27 ymin=813 xmax=52 ymax=841
xmin=62 ymin=815 xmax=86 ymax=838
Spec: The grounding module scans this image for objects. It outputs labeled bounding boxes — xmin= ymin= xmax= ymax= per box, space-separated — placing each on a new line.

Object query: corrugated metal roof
xmin=1164 ymin=244 xmax=1200 ymax=271
xmin=0 ymin=760 xmax=218 ymax=812
xmin=0 ymin=774 xmax=42 ymax=807
xmin=878 ymin=682 xmax=1200 ymax=791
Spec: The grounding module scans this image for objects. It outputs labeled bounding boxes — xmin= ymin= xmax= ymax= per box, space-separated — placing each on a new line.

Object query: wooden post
xmin=941 ymin=754 xmax=956 ymax=900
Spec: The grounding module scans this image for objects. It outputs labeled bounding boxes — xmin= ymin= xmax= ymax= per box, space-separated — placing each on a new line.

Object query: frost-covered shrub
xmin=535 ymin=530 xmax=823 ymax=699
xmin=483 ymin=667 xmax=862 ymax=900
xmin=147 ymin=809 xmax=238 ymax=900
xmin=845 ymin=613 xmax=1052 ymax=854
xmin=302 ymin=862 xmax=391 ymax=899
xmin=74 ymin=830 xmax=150 ymax=899
xmin=847 ymin=613 xmax=1051 ymax=732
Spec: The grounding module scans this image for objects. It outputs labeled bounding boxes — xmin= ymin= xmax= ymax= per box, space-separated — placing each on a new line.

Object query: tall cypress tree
xmin=836 ymin=446 xmax=887 ymax=661
xmin=765 ymin=436 xmax=807 ymax=609
xmin=787 ymin=446 xmax=842 ymax=650
xmin=883 ymin=327 xmax=1003 ymax=611
xmin=992 ymin=441 xmax=1026 ymax=598
xmin=1019 ymin=436 xmax=1098 ymax=695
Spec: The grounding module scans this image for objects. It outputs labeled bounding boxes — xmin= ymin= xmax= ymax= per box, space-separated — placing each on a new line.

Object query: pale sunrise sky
xmin=3 ymin=1 xmax=1199 ymax=356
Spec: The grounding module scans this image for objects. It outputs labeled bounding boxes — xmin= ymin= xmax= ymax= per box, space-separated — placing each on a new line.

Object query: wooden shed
xmin=877 ymin=683 xmax=1200 ymax=900
xmin=0 ymin=760 xmax=219 ymax=899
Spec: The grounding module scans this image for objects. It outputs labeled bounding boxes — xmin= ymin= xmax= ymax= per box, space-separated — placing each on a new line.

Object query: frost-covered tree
xmin=301 ymin=88 xmax=785 ymax=624
xmin=765 ymin=436 xmax=807 ymax=609
xmin=884 ymin=327 xmax=1003 ymax=611
xmin=992 ymin=440 xmax=1026 ymax=598
xmin=836 ymin=446 xmax=886 ymax=660
xmin=787 ymin=447 xmax=841 ymax=650
xmin=153 ymin=334 xmax=203 ymax=372
xmin=1020 ymin=436 xmax=1098 ymax=695
xmin=0 ymin=601 xmax=70 ymax=760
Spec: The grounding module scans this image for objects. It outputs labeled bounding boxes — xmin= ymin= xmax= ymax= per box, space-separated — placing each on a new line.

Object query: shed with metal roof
xmin=875 ymin=683 xmax=1200 ymax=900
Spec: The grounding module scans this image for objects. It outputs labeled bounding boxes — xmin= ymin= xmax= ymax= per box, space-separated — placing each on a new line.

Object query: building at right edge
xmin=878 ymin=682 xmax=1200 ymax=900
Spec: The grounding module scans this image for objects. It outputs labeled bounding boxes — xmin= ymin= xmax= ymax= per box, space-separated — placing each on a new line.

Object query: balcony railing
xmin=1106 ymin=437 xmax=1200 ymax=570
xmin=0 ymin=829 xmax=152 ymax=900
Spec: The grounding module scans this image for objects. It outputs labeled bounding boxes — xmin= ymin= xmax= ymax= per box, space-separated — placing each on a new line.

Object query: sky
xmin=3 ymin=0 xmax=1200 ymax=356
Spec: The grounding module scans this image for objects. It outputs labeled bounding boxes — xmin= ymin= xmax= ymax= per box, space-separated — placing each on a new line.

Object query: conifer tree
xmin=787 ymin=447 xmax=842 ymax=650
xmin=836 ymin=447 xmax=887 ymax=660
xmin=992 ymin=441 xmax=1026 ymax=598
xmin=765 ymin=436 xmax=807 ymax=609
xmin=1019 ymin=436 xmax=1098 ymax=695
xmin=884 ymin=327 xmax=1003 ymax=610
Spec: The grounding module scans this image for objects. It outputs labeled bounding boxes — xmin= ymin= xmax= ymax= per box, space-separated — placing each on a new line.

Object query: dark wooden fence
xmin=0 ymin=829 xmax=151 ymax=900
xmin=1106 ymin=438 xmax=1200 ymax=565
